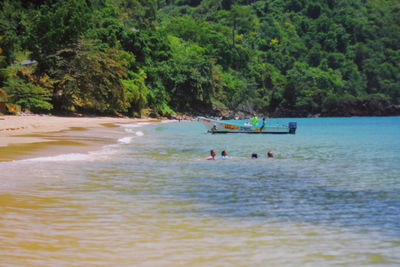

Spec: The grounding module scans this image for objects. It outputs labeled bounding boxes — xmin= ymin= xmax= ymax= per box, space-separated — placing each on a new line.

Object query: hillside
xmin=1 ymin=0 xmax=399 ymax=117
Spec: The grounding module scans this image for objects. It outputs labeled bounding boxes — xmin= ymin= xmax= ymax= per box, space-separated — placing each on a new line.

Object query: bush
xmin=123 ymin=70 xmax=149 ymax=116
xmin=3 ymin=77 xmax=52 ymax=112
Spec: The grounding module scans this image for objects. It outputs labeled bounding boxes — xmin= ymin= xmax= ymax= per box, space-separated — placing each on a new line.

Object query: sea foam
xmin=120 ymin=122 xmax=151 ymax=128
xmin=118 ymin=136 xmax=134 ymax=144
xmin=20 ymin=145 xmax=118 ymax=163
xmin=2 ymin=122 xmax=149 ymax=165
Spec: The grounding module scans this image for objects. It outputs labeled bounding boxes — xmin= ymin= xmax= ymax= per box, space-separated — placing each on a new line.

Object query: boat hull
xmin=198 ymin=117 xmax=297 ymax=134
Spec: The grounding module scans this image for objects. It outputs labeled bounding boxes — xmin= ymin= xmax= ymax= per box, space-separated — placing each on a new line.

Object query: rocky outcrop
xmin=320 ymin=97 xmax=400 ymax=117
xmin=260 ymin=98 xmax=400 ymax=118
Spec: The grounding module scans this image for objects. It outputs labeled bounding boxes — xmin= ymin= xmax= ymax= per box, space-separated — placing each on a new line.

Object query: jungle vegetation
xmin=0 ymin=0 xmax=399 ymax=117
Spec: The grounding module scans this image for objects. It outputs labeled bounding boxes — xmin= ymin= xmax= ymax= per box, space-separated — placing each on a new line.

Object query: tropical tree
xmin=51 ymin=40 xmax=128 ymax=114
xmin=25 ymin=0 xmax=93 ymax=73
xmin=165 ymin=36 xmax=214 ymax=111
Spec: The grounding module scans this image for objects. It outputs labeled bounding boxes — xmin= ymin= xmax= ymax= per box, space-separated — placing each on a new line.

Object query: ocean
xmin=1 ymin=117 xmax=399 ymax=266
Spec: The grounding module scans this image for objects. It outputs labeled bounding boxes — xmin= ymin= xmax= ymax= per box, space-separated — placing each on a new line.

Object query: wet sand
xmin=0 ymin=115 xmax=154 ymax=161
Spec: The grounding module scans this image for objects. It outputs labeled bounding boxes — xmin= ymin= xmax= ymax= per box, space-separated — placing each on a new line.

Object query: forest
xmin=0 ymin=0 xmax=399 ymax=117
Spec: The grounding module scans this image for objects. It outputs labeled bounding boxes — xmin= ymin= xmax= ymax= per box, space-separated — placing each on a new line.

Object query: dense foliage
xmin=0 ymin=0 xmax=399 ymax=116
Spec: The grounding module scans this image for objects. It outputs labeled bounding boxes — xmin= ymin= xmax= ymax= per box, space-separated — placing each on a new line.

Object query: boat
xmin=197 ymin=116 xmax=297 ymax=134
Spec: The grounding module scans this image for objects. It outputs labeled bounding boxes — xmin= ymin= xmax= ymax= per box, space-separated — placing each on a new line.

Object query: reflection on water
xmin=1 ymin=118 xmax=400 ymax=266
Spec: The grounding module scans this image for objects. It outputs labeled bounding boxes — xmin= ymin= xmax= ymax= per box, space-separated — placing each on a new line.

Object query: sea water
xmin=0 ymin=117 xmax=399 ymax=266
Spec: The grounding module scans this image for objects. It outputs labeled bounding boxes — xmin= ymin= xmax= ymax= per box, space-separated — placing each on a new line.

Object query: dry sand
xmin=0 ymin=115 xmax=156 ymax=161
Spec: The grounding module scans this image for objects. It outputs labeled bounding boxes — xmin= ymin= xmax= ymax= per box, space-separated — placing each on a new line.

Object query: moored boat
xmin=198 ymin=116 xmax=297 ymax=134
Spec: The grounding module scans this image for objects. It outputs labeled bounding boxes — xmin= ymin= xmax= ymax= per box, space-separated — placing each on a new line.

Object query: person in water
xmin=204 ymin=149 xmax=217 ymax=160
xmin=221 ymin=150 xmax=228 ymax=159
xmin=267 ymin=151 xmax=274 ymax=158
xmin=251 ymin=153 xmax=258 ymax=159
xmin=260 ymin=117 xmax=266 ymax=131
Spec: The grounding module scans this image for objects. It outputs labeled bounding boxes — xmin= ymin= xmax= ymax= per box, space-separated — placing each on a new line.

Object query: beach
xmin=0 ymin=116 xmax=399 ymax=265
xmin=0 ymin=115 xmax=154 ymax=161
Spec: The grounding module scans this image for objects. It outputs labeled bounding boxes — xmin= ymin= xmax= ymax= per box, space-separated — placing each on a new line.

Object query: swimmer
xmin=251 ymin=153 xmax=258 ymax=159
xmin=204 ymin=149 xmax=217 ymax=160
xmin=221 ymin=150 xmax=228 ymax=159
xmin=267 ymin=151 xmax=274 ymax=158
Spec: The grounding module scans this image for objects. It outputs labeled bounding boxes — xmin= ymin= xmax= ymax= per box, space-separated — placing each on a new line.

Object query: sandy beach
xmin=0 ymin=115 xmax=154 ymax=161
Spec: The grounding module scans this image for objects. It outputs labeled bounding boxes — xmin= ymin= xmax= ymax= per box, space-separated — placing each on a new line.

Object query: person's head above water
xmin=251 ymin=153 xmax=258 ymax=159
xmin=221 ymin=150 xmax=227 ymax=156
xmin=210 ymin=149 xmax=216 ymax=157
xmin=267 ymin=151 xmax=274 ymax=158
xmin=204 ymin=149 xmax=217 ymax=160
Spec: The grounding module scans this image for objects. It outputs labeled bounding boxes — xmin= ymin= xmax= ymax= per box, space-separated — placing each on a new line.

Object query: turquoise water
xmin=1 ymin=117 xmax=400 ymax=266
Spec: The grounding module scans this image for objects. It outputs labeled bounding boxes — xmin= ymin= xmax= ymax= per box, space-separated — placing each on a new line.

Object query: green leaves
xmin=166 ymin=36 xmax=214 ymax=111
xmin=1 ymin=0 xmax=398 ymax=117
xmin=4 ymin=77 xmax=52 ymax=112
xmin=26 ymin=0 xmax=93 ymax=72
xmin=51 ymin=40 xmax=128 ymax=114
xmin=283 ymin=62 xmax=345 ymax=112
xmin=123 ymin=70 xmax=149 ymax=116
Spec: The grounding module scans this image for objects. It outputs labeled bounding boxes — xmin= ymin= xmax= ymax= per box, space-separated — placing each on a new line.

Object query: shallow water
xmin=1 ymin=117 xmax=400 ymax=266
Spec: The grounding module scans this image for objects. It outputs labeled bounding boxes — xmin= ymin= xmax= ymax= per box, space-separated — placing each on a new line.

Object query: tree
xmin=51 ymin=40 xmax=128 ymax=114
xmin=123 ymin=69 xmax=149 ymax=116
xmin=120 ymin=29 xmax=172 ymax=67
xmin=26 ymin=0 xmax=93 ymax=73
xmin=0 ymin=88 xmax=8 ymax=103
xmin=217 ymin=5 xmax=257 ymax=47
xmin=1 ymin=0 xmax=399 ymax=117
xmin=283 ymin=62 xmax=344 ymax=112
xmin=2 ymin=65 xmax=52 ymax=112
xmin=120 ymin=28 xmax=173 ymax=115
xmin=0 ymin=0 xmax=25 ymax=66
xmin=165 ymin=36 xmax=215 ymax=111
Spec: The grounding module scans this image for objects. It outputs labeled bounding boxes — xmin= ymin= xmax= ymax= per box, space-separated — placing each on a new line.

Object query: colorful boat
xmin=198 ymin=116 xmax=297 ymax=134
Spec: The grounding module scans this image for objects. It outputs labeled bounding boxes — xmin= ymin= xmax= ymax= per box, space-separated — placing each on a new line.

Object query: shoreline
xmin=0 ymin=115 xmax=162 ymax=162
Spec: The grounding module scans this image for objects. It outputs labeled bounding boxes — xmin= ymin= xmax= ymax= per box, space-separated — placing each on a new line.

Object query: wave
xmin=18 ymin=145 xmax=119 ymax=163
xmin=1 ymin=135 xmax=133 ymax=164
xmin=122 ymin=122 xmax=149 ymax=135
xmin=118 ymin=136 xmax=134 ymax=144
xmin=0 ymin=123 xmax=149 ymax=166
xmin=26 ymin=133 xmax=142 ymax=161
xmin=119 ymin=122 xmax=151 ymax=128
xmin=123 ymin=127 xmax=145 ymax=136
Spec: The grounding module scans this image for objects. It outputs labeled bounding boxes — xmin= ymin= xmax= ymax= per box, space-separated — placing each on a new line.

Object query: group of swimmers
xmin=204 ymin=150 xmax=274 ymax=160
xmin=251 ymin=151 xmax=274 ymax=158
